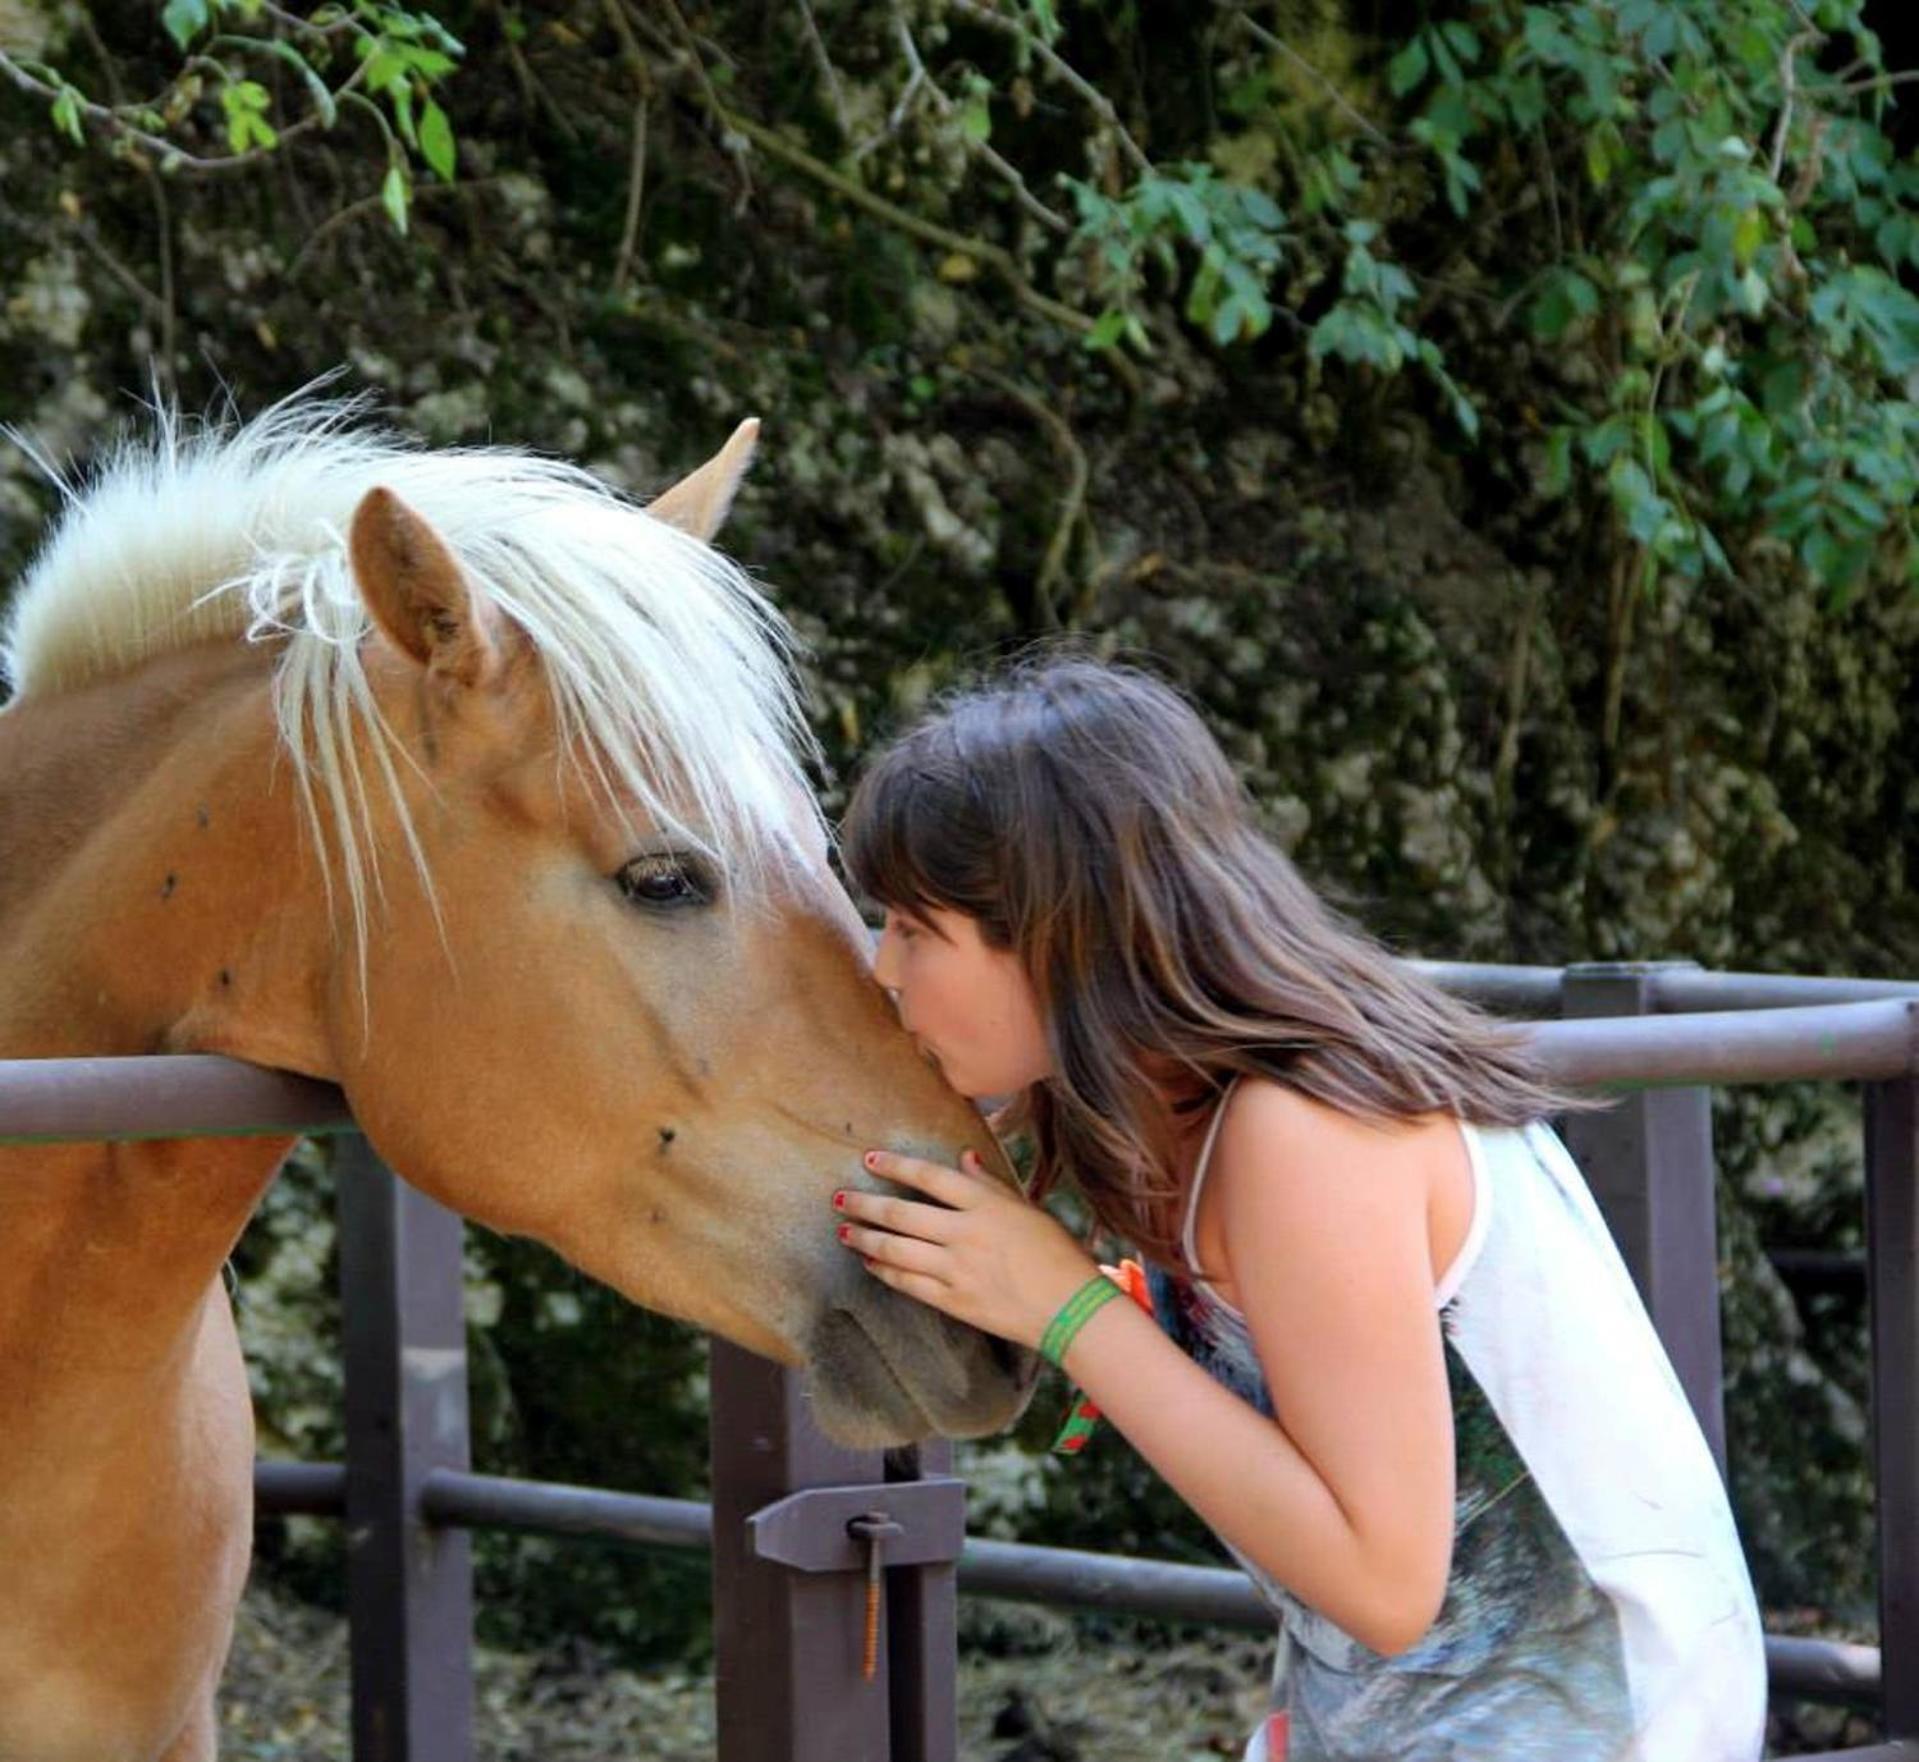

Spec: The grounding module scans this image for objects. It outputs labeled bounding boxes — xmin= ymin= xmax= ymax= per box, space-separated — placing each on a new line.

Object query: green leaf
xmin=1521 ymin=8 xmax=1580 ymax=68
xmin=361 ymin=45 xmax=407 ymax=95
xmin=1802 ymin=524 xmax=1862 ymax=600
xmin=162 ymin=0 xmax=210 ymax=50
xmin=1582 ymin=416 xmax=1632 ymax=467
xmin=1829 ymin=479 xmax=1886 ymax=531
xmin=960 ymin=99 xmax=992 ymax=143
xmin=1084 ymin=309 xmax=1127 ymax=351
xmin=220 ymin=81 xmax=273 ymax=156
xmin=1021 ymin=0 xmax=1062 ymax=44
xmin=1542 ymin=426 xmax=1575 ymax=497
xmin=1529 ymin=270 xmax=1600 ymax=341
xmin=401 ymin=47 xmax=457 ymax=81
xmin=392 ymin=80 xmax=419 ymax=149
xmin=420 ymin=99 xmax=455 ymax=180
xmin=1586 ymin=124 xmax=1618 ymax=190
xmin=49 ymin=83 xmax=83 ymax=147
xmin=1387 ymin=36 xmax=1429 ymax=98
xmin=1237 ymin=187 xmax=1284 ymax=231
xmin=1641 ymin=412 xmax=1672 ymax=479
xmin=1732 ymin=267 xmax=1768 ymax=317
xmin=1442 ymin=150 xmax=1481 ymax=217
xmin=381 ymin=162 xmax=411 ymax=235
xmin=1505 ymin=71 xmax=1547 ymax=129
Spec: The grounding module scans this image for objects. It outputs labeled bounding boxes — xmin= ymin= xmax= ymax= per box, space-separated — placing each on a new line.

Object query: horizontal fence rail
xmin=253 ymin=1460 xmax=1886 ymax=1709
xmin=7 ymin=962 xmax=1917 ymax=1760
xmin=1411 ymin=960 xmax=1919 ymax=1017
xmin=8 ymin=995 xmax=1919 ymax=1148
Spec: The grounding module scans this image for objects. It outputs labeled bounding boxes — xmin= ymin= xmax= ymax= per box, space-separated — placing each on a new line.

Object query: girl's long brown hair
xmin=842 ymin=655 xmax=1583 ymax=1272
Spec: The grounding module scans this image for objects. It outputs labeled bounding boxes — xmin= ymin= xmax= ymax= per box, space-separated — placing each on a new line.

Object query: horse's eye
xmin=617 ymin=853 xmax=711 ymax=910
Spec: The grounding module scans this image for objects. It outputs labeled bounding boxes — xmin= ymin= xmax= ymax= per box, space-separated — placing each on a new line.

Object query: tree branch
xmin=944 ymin=0 xmax=1152 ymax=176
xmin=696 ymin=86 xmax=1096 ymax=334
xmin=0 ymin=43 xmax=358 ymax=175
xmin=1768 ymin=30 xmax=1819 ymax=184
xmin=1228 ymin=8 xmax=1393 ymax=147
xmin=974 ymin=366 xmax=1091 ymax=630
xmin=600 ymin=0 xmax=657 ymax=297
xmin=890 ymin=7 xmax=1070 ymax=234
xmin=792 ymin=0 xmax=852 ymax=141
xmin=284 ymin=177 xmax=502 ymax=279
xmin=612 ymin=96 xmax=650 ymax=299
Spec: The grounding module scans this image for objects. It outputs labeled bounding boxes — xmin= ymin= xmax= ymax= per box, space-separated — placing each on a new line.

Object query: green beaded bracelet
xmin=1038 ymin=1275 xmax=1123 ymax=1368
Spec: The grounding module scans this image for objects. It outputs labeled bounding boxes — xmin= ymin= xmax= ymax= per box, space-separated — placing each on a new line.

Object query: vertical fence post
xmin=709 ymin=1341 xmax=894 ymax=1761
xmin=885 ymin=1440 xmax=958 ymax=1762
xmin=1560 ymin=960 xmax=1727 ymax=1475
xmin=337 ymin=1134 xmax=475 ymax=1762
xmin=1865 ymin=1042 xmax=1919 ymax=1738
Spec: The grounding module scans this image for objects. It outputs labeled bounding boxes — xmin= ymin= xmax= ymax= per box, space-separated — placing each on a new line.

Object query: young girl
xmin=832 ymin=656 xmax=1766 ymax=1762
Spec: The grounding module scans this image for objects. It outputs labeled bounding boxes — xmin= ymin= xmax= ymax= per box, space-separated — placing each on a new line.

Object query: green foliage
xmin=17 ymin=0 xmax=1910 ymax=600
xmin=917 ymin=0 xmax=1914 ymax=602
xmin=13 ymin=0 xmax=463 ymax=227
xmin=1066 ymin=163 xmax=1287 ymax=348
xmin=1385 ymin=0 xmax=1918 ymax=601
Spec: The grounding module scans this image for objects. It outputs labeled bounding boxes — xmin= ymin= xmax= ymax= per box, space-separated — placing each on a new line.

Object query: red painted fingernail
xmin=832 ymin=1191 xmax=846 ymax=1209
xmin=864 ymin=1152 xmax=879 ymax=1168
xmin=837 ymin=1223 xmax=851 ymax=1241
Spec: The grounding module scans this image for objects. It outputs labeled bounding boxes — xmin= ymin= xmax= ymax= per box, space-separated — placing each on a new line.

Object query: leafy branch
xmin=6 ymin=0 xmax=464 ymax=233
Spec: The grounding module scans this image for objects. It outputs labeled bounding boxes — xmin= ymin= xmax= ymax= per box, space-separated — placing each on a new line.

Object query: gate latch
xmin=745 ymin=1476 xmax=966 ymax=1572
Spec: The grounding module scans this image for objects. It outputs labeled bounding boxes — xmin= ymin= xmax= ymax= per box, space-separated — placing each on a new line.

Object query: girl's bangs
xmin=842 ymin=752 xmax=967 ymax=923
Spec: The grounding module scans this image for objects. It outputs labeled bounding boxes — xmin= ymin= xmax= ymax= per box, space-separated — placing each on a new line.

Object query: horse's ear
xmin=349 ymin=486 xmax=506 ymax=689
xmin=645 ymin=418 xmax=760 ymax=541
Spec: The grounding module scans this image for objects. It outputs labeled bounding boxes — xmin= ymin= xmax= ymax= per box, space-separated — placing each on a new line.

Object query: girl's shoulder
xmin=1200 ymin=1077 xmax=1473 ymax=1298
xmin=1213 ymin=1074 xmax=1457 ymax=1173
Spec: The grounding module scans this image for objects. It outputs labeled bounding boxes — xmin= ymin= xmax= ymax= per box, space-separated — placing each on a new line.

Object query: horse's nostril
xmin=987 ymin=1333 xmax=1024 ymax=1378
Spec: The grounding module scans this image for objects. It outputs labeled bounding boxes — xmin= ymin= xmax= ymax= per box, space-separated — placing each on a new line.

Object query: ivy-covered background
xmin=2 ymin=0 xmax=1917 ymax=1753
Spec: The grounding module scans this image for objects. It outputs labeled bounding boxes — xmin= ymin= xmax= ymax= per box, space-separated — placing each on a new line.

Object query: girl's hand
xmin=836 ymin=1149 xmax=1099 ymax=1350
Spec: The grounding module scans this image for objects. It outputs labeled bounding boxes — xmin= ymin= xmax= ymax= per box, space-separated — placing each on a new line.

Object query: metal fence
xmin=4 ymin=960 xmax=1918 ymax=1761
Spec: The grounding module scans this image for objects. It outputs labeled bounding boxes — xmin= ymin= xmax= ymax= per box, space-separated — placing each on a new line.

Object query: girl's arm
xmin=842 ymin=1081 xmax=1456 ymax=1657
xmin=1060 ymin=1081 xmax=1455 ymax=1653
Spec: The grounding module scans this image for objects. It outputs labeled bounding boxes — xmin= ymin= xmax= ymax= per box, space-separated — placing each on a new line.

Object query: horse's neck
xmin=0 ymin=641 xmax=320 ymax=1403
xmin=0 ymin=642 xmax=269 ymax=949
xmin=0 ymin=640 xmax=329 ymax=1062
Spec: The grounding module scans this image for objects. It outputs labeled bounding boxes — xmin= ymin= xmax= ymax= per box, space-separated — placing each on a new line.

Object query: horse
xmin=0 ymin=390 xmax=1034 ymax=1762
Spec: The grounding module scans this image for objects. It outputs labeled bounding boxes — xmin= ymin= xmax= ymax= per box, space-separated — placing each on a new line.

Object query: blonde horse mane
xmin=0 ymin=383 xmax=824 ymax=971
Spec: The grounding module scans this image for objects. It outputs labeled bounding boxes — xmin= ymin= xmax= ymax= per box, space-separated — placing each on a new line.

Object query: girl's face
xmin=871 ymin=905 xmax=1054 ymax=1101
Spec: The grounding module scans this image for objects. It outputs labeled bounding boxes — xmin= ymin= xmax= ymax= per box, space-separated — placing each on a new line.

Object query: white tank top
xmin=1161 ymin=1079 xmax=1766 ymax=1762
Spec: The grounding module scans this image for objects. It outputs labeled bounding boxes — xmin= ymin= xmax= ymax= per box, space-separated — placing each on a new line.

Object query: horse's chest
xmin=0 ymin=1648 xmax=178 ymax=1762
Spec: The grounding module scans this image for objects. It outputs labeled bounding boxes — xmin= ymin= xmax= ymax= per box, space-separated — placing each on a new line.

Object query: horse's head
xmin=302 ymin=425 xmax=1032 ymax=1447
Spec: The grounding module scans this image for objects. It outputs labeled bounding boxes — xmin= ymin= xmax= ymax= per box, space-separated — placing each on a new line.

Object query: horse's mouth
xmin=804 ymin=1306 xmax=938 ymax=1448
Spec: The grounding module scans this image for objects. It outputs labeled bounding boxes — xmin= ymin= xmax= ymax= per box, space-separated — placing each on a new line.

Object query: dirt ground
xmin=219 ymin=1578 xmax=1878 ymax=1759
xmin=219 ymin=1578 xmax=1276 ymax=1760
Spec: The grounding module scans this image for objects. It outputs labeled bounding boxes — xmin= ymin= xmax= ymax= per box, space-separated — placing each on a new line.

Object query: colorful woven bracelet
xmin=1050 ymin=1259 xmax=1155 ymax=1456
xmin=1038 ymin=1274 xmax=1123 ymax=1368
